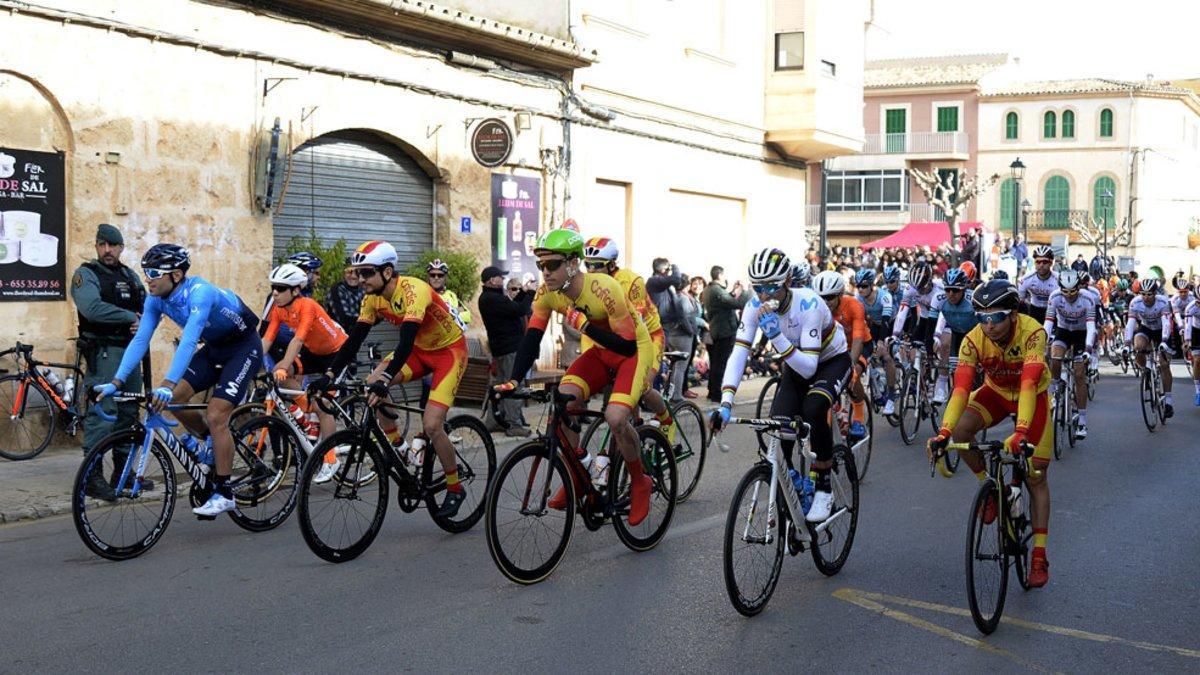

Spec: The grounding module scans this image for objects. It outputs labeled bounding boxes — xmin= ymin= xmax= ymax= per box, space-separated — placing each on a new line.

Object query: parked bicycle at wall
xmin=0 ymin=340 xmax=89 ymax=460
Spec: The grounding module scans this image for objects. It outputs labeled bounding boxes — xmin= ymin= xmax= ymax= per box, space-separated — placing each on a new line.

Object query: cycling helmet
xmin=882 ymin=264 xmax=901 ymax=283
xmin=1140 ymin=278 xmax=1161 ymax=295
xmin=269 ymin=263 xmax=308 ymax=288
xmin=534 ymin=229 xmax=585 ymax=259
xmin=943 ymin=268 xmax=968 ymax=290
xmin=351 ymin=240 xmax=398 ymax=269
xmin=1031 ymin=244 xmax=1054 ymax=260
xmin=1116 ymin=278 xmax=1131 ymax=291
xmin=1058 ymin=269 xmax=1081 ymax=291
xmin=958 ymin=261 xmax=978 ymax=282
xmin=990 ymin=270 xmax=1010 ymax=281
xmin=1172 ymin=275 xmax=1190 ymax=291
xmin=854 ymin=268 xmax=877 ymax=287
xmin=790 ymin=262 xmax=812 ymax=288
xmin=909 ymin=262 xmax=934 ymax=290
xmin=813 ymin=270 xmax=846 ymax=298
xmin=583 ymin=236 xmax=619 ymax=262
xmin=141 ymin=244 xmax=190 ymax=273
xmin=427 ymin=258 xmax=449 ymax=274
xmin=972 ymin=280 xmax=1020 ymax=312
xmin=287 ymin=251 xmax=323 ymax=271
xmin=747 ymin=248 xmax=792 ymax=284
xmin=1078 ymin=271 xmax=1091 ymax=285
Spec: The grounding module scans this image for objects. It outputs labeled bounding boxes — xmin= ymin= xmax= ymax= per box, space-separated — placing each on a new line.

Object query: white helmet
xmin=351 ymin=240 xmax=398 ymax=269
xmin=813 ymin=270 xmax=846 ymax=298
xmin=747 ymin=248 xmax=792 ymax=284
xmin=269 ymin=263 xmax=308 ymax=288
xmin=1058 ymin=269 xmax=1081 ymax=291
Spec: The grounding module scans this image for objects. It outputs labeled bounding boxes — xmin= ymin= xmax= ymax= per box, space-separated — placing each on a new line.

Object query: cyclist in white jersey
xmin=1045 ymin=270 xmax=1096 ymax=438
xmin=1077 ymin=272 xmax=1102 ymax=371
xmin=891 ymin=262 xmax=949 ymax=402
xmin=713 ymin=248 xmax=849 ymax=522
xmin=1125 ymin=278 xmax=1175 ymax=417
xmin=1019 ymin=245 xmax=1059 ymax=324
xmin=1183 ymin=294 xmax=1200 ymax=406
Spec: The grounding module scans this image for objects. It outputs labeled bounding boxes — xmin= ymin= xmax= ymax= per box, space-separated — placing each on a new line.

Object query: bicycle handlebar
xmin=94 ymin=392 xmax=180 ymax=427
xmin=939 ymin=439 xmax=1042 ymax=479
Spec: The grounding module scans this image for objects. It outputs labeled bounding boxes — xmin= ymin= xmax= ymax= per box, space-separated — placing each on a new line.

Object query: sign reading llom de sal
xmin=0 ymin=148 xmax=66 ymax=301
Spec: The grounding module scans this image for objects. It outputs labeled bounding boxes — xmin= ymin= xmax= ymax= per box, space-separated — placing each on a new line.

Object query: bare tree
xmin=1067 ymin=212 xmax=1135 ymax=249
xmin=909 ymin=169 xmax=1000 ymax=262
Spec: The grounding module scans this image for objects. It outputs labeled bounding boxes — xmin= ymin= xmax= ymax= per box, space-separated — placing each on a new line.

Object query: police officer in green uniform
xmin=70 ymin=223 xmax=149 ymax=500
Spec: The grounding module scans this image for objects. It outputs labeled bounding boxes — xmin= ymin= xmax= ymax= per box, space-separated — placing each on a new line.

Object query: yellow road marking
xmin=832 ymin=588 xmax=1054 ymax=673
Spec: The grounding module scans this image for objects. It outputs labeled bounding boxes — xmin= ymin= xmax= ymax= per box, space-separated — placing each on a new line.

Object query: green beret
xmin=96 ymin=223 xmax=123 ymax=245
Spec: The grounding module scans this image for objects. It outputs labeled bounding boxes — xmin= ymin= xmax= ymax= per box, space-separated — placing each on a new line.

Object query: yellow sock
xmin=1033 ymin=529 xmax=1048 ymax=550
xmin=851 ymin=400 xmax=865 ymax=424
xmin=974 ymin=468 xmax=987 ymax=482
xmin=385 ymin=427 xmax=401 ymax=445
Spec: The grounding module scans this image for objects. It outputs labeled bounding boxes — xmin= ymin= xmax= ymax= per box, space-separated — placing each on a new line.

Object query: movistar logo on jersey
xmin=797 ymin=297 xmax=818 ymax=311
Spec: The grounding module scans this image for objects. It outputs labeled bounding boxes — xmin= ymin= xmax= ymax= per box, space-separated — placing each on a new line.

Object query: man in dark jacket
xmin=478 ymin=265 xmax=535 ymax=435
xmin=701 ymin=265 xmax=746 ymax=403
xmin=325 ymin=257 xmax=365 ymax=332
xmin=646 ymin=258 xmax=694 ymax=401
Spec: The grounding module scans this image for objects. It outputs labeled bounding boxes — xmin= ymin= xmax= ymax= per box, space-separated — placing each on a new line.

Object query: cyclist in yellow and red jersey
xmin=581 ymin=236 xmax=677 ymax=445
xmin=314 ymin=240 xmax=469 ymax=518
xmin=494 ymin=230 xmax=657 ymax=525
xmin=928 ymin=280 xmax=1054 ymax=588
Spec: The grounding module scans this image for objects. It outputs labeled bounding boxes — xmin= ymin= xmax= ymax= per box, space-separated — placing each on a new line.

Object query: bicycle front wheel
xmin=0 ymin=374 xmax=55 ymax=461
xmin=723 ymin=463 xmax=785 ymax=616
xmin=1139 ymin=372 xmax=1157 ymax=432
xmin=297 ymin=429 xmax=389 ymax=563
xmin=670 ymin=400 xmax=707 ymax=501
xmin=754 ymin=377 xmax=779 ymax=452
xmin=484 ymin=441 xmax=575 ymax=585
xmin=71 ymin=429 xmax=176 ymax=561
xmin=810 ymin=446 xmax=859 ymax=576
xmin=965 ymin=478 xmax=1008 ymax=635
xmin=898 ymin=369 xmax=920 ymax=445
xmin=424 ymin=414 xmax=496 ymax=533
xmin=610 ymin=427 xmax=677 ymax=551
xmin=227 ymin=415 xmax=301 ymax=532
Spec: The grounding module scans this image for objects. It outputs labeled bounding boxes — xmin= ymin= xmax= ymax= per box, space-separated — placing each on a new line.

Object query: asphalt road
xmin=3 ymin=367 xmax=1199 ymax=673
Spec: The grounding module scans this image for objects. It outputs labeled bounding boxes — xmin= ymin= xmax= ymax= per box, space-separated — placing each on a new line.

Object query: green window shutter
xmin=1043 ymin=111 xmax=1056 ymax=139
xmin=1100 ymin=108 xmax=1114 ymax=137
xmin=1093 ymin=177 xmax=1116 ymax=230
xmin=885 ymin=109 xmax=906 ymax=152
xmin=1005 ymin=112 xmax=1018 ymax=139
xmin=1044 ymin=175 xmax=1070 ymax=228
xmin=1062 ymin=110 xmax=1075 ymax=138
xmin=937 ymin=106 xmax=958 ymax=132
xmin=999 ymin=178 xmax=1017 ymax=230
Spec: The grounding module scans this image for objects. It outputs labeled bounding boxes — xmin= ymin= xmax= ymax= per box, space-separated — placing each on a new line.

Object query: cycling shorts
xmin=1051 ymin=328 xmax=1088 ymax=356
xmin=965 ymin=385 xmax=1052 ymax=464
xmin=646 ymin=328 xmax=666 ymax=388
xmin=916 ymin=316 xmax=938 ymax=353
xmin=868 ymin=321 xmax=890 ymax=344
xmin=183 ymin=333 xmax=263 ymax=403
xmin=384 ymin=337 xmax=468 ymax=411
xmin=1192 ymin=327 xmax=1200 ymax=355
xmin=1133 ymin=325 xmax=1162 ymax=346
xmin=562 ymin=342 xmax=652 ymax=410
xmin=949 ymin=330 xmax=967 ymax=360
xmin=296 ymin=347 xmax=335 ymax=376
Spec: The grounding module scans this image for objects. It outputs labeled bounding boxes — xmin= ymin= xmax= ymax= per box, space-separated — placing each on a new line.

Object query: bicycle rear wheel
xmin=1139 ymin=371 xmax=1157 ymax=432
xmin=0 ymin=374 xmax=55 ymax=461
xmin=965 ymin=478 xmax=1008 ymax=635
xmin=810 ymin=446 xmax=859 ymax=576
xmin=1052 ymin=393 xmax=1066 ymax=460
xmin=227 ymin=415 xmax=301 ymax=532
xmin=1065 ymin=377 xmax=1078 ymax=450
xmin=484 ymin=441 xmax=574 ymax=585
xmin=610 ymin=427 xmax=677 ymax=551
xmin=850 ymin=393 xmax=873 ymax=482
xmin=754 ymin=377 xmax=779 ymax=452
xmin=424 ymin=415 xmax=496 ymax=533
xmin=723 ymin=463 xmax=785 ymax=616
xmin=297 ymin=429 xmax=389 ymax=563
xmin=898 ymin=369 xmax=920 ymax=446
xmin=670 ymin=400 xmax=707 ymax=501
xmin=72 ymin=429 xmax=176 ymax=561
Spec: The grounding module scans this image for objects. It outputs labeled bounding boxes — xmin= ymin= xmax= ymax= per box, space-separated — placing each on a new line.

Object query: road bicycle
xmin=833 ymin=366 xmax=873 ymax=482
xmin=580 ymin=350 xmax=708 ymax=501
xmin=71 ymin=393 xmax=301 ymax=560
xmin=720 ymin=414 xmax=859 ymax=616
xmin=484 ymin=384 xmax=677 ymax=585
xmin=897 ymin=338 xmax=944 ymax=447
xmin=1135 ymin=346 xmax=1170 ymax=432
xmin=1048 ymin=355 xmax=1080 ymax=459
xmin=0 ymin=340 xmax=89 ymax=460
xmin=296 ymin=382 xmax=495 ymax=562
xmin=866 ymin=347 xmax=899 ymax=427
xmin=930 ymin=438 xmax=1039 ymax=635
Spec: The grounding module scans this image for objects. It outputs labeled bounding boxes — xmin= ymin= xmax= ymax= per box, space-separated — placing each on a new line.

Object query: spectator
xmin=1071 ymin=254 xmax=1089 ymax=273
xmin=477 ymin=265 xmax=535 ymax=436
xmin=326 ymin=257 xmax=365 ymax=332
xmin=1012 ymin=234 xmax=1029 ymax=274
xmin=700 ymin=265 xmax=746 ymax=404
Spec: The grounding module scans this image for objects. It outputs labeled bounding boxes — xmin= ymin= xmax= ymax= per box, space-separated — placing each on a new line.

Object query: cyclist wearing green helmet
xmin=494 ymin=228 xmax=660 ymax=526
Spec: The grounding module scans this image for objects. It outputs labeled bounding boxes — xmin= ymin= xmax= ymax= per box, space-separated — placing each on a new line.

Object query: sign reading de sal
xmin=471 ymin=118 xmax=513 ymax=168
xmin=0 ymin=148 xmax=67 ymax=301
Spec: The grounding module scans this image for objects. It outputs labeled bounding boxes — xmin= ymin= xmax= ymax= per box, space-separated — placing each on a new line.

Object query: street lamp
xmin=1021 ymin=198 xmax=1031 ymax=242
xmin=1101 ymin=187 xmax=1114 ymax=276
xmin=1009 ymin=157 xmax=1026 ymax=241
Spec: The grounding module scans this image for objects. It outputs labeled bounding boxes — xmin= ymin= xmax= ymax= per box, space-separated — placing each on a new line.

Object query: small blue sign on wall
xmin=460 ymin=216 xmax=472 ymax=234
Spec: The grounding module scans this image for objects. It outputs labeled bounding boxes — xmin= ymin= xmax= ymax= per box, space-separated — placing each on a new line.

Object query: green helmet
xmin=534 ymin=229 xmax=585 ymax=258
xmin=1116 ymin=278 xmax=1130 ymax=291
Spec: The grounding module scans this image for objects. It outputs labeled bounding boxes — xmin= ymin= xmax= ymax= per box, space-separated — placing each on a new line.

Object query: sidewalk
xmin=0 ymin=378 xmax=773 ymax=524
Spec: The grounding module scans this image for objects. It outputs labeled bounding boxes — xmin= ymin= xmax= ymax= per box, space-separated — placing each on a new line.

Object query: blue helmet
xmin=854 ymin=268 xmax=877 ymax=287
xmin=142 ymin=243 xmax=190 ymax=273
xmin=944 ymin=268 xmax=968 ymax=290
xmin=990 ymin=270 xmax=1010 ymax=281
xmin=789 ymin=262 xmax=811 ymax=288
xmin=882 ymin=264 xmax=901 ymax=283
xmin=287 ymin=251 xmax=323 ymax=271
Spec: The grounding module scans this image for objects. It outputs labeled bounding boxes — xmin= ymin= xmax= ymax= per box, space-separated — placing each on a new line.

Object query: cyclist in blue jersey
xmin=855 ymin=268 xmax=897 ymax=414
xmin=933 ymin=268 xmax=978 ymax=379
xmin=95 ymin=244 xmax=262 ymax=517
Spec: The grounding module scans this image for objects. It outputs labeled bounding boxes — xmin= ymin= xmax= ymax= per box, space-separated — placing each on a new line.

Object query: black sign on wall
xmin=471 ymin=118 xmax=513 ymax=168
xmin=0 ymin=148 xmax=66 ymax=301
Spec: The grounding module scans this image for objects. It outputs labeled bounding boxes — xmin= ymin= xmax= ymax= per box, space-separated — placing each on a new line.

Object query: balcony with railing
xmin=808 ymin=203 xmax=940 ymax=233
xmin=861 ymin=131 xmax=969 ymax=159
xmin=1026 ymin=209 xmax=1089 ymax=230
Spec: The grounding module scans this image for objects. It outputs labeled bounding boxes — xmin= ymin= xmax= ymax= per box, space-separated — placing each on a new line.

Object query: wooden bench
xmin=453 ymin=337 xmax=565 ymax=406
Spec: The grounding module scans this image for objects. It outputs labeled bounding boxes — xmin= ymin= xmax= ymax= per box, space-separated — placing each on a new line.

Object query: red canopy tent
xmin=860 ymin=221 xmax=982 ymax=250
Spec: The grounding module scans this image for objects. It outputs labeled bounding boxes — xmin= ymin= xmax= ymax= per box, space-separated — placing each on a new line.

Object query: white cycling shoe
xmin=192 ymin=493 xmax=237 ymax=517
xmin=933 ymin=381 xmax=949 ymax=404
xmin=313 ymin=445 xmax=352 ymax=484
xmin=882 ymin=398 xmax=896 ymax=416
xmin=806 ymin=490 xmax=833 ymax=522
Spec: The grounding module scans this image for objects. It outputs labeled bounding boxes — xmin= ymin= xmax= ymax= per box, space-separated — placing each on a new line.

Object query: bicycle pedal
xmin=196 ymin=514 xmax=217 ymax=521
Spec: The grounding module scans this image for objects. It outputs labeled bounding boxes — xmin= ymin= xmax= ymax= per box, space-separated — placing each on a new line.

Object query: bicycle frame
xmin=3 ymin=342 xmax=86 ymax=417
xmin=97 ymin=399 xmax=213 ymax=497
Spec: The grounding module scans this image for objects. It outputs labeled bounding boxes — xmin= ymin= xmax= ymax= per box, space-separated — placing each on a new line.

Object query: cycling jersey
xmin=1170 ymin=293 xmax=1192 ymax=329
xmin=358 ymin=276 xmax=464 ymax=351
xmin=858 ymin=288 xmax=894 ymax=326
xmin=722 ymin=288 xmax=848 ymax=405
xmin=1019 ymin=270 xmax=1058 ymax=309
xmin=1044 ymin=289 xmax=1096 ymax=350
xmin=832 ymin=295 xmax=870 ymax=346
xmin=115 ymin=276 xmax=258 ymax=384
xmin=935 ymin=290 xmax=977 ymax=336
xmin=439 ymin=288 xmax=472 ymax=326
xmin=263 ymin=296 xmax=348 ymax=356
xmin=892 ymin=281 xmax=946 ymax=337
xmin=1125 ymin=295 xmax=1173 ymax=342
xmin=529 ymin=273 xmax=650 ymax=345
xmin=581 ymin=267 xmax=662 ymax=352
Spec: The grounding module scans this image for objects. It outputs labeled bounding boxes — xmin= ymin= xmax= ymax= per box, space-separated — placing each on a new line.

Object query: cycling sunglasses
xmin=584 ymin=260 xmax=609 ymax=271
xmin=856 ymin=283 xmax=873 ymax=290
xmin=752 ymin=283 xmax=783 ymax=295
xmin=1034 ymin=258 xmax=1053 ymax=265
xmin=427 ymin=272 xmax=446 ymax=279
xmin=270 ymin=284 xmax=294 ymax=293
xmin=974 ymin=309 xmax=1012 ymax=324
xmin=535 ymin=258 xmax=568 ymax=273
xmin=353 ymin=267 xmax=380 ymax=279
xmin=142 ymin=268 xmax=171 ymax=280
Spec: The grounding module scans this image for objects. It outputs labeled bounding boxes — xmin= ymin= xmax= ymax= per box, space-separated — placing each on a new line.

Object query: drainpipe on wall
xmin=818 ymin=160 xmax=829 ymax=258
